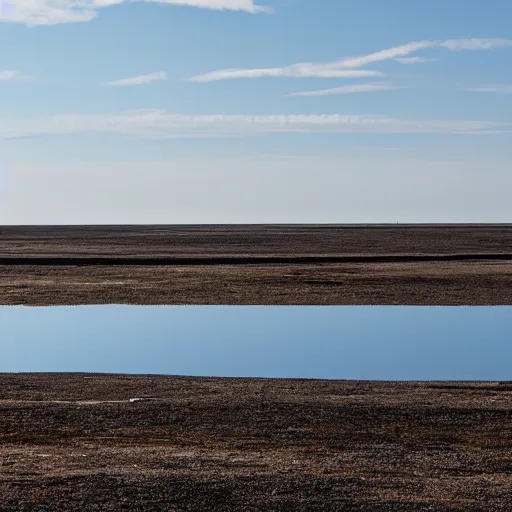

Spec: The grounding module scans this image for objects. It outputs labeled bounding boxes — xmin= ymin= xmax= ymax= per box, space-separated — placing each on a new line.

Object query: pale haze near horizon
xmin=1 ymin=153 xmax=511 ymax=224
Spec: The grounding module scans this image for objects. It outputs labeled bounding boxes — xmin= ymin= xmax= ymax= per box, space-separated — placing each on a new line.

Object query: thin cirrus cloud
xmin=334 ymin=40 xmax=435 ymax=68
xmin=287 ymin=82 xmax=400 ymax=97
xmin=462 ymin=85 xmax=512 ymax=94
xmin=189 ymin=38 xmax=512 ymax=82
xmin=102 ymin=72 xmax=167 ymax=87
xmin=189 ymin=68 xmax=383 ymax=82
xmin=2 ymin=0 xmax=271 ymax=26
xmin=440 ymin=38 xmax=512 ymax=50
xmin=189 ymin=41 xmax=431 ymax=82
xmin=0 ymin=70 xmax=34 ymax=83
xmin=394 ymin=57 xmax=438 ymax=64
xmin=0 ymin=110 xmax=509 ymax=140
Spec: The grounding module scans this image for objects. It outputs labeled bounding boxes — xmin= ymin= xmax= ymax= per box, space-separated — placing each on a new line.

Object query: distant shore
xmin=1 ymin=224 xmax=511 ymax=305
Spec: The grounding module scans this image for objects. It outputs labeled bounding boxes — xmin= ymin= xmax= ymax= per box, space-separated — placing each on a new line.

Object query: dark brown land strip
xmin=1 ymin=374 xmax=512 ymax=511
xmin=1 ymin=224 xmax=511 ymax=305
xmin=1 ymin=253 xmax=512 ymax=265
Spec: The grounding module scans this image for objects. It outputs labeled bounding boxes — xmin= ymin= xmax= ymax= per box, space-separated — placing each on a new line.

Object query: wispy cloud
xmin=394 ymin=57 xmax=438 ymax=64
xmin=462 ymin=84 xmax=512 ymax=94
xmin=0 ymin=110 xmax=508 ymax=140
xmin=0 ymin=70 xmax=33 ymax=82
xmin=102 ymin=72 xmax=167 ymax=87
xmin=0 ymin=70 xmax=22 ymax=81
xmin=337 ymin=41 xmax=436 ymax=68
xmin=190 ymin=67 xmax=382 ymax=82
xmin=189 ymin=38 xmax=512 ymax=82
xmin=287 ymin=82 xmax=399 ymax=97
xmin=440 ymin=38 xmax=512 ymax=50
xmin=189 ymin=41 xmax=433 ymax=82
xmin=1 ymin=0 xmax=270 ymax=26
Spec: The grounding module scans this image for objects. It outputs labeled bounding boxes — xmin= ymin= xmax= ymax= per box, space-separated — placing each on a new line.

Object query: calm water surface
xmin=1 ymin=306 xmax=510 ymax=380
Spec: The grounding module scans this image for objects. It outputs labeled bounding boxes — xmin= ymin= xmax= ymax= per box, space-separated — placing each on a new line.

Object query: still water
xmin=0 ymin=306 xmax=510 ymax=380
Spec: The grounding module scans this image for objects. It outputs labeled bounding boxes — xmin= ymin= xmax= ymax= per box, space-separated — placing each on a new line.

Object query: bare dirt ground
xmin=1 ymin=224 xmax=512 ymax=305
xmin=1 ymin=374 xmax=512 ymax=511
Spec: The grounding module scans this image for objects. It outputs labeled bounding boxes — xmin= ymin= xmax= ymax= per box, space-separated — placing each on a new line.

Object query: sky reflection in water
xmin=1 ymin=306 xmax=510 ymax=381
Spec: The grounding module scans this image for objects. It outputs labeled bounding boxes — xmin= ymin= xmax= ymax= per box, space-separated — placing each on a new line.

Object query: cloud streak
xmin=463 ymin=84 xmax=512 ymax=94
xmin=0 ymin=70 xmax=33 ymax=82
xmin=102 ymin=72 xmax=167 ymax=87
xmin=190 ymin=67 xmax=382 ymax=82
xmin=287 ymin=82 xmax=399 ymax=97
xmin=394 ymin=57 xmax=438 ymax=64
xmin=440 ymin=38 xmax=512 ymax=50
xmin=0 ymin=110 xmax=508 ymax=140
xmin=337 ymin=41 xmax=436 ymax=68
xmin=189 ymin=38 xmax=512 ymax=82
xmin=2 ymin=0 xmax=270 ymax=26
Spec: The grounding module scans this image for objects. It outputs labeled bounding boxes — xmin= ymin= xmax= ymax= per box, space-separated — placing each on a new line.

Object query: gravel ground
xmin=1 ymin=374 xmax=512 ymax=510
xmin=1 ymin=225 xmax=512 ymax=306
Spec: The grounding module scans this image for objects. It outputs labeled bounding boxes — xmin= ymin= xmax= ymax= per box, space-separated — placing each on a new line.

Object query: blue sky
xmin=1 ymin=0 xmax=512 ymax=224
xmin=1 ymin=306 xmax=511 ymax=380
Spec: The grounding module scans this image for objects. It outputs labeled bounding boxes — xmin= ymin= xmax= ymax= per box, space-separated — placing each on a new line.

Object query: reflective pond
xmin=1 ymin=306 xmax=510 ymax=380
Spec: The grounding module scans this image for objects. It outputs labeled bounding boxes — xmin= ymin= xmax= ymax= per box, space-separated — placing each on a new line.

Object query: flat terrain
xmin=1 ymin=374 xmax=512 ymax=511
xmin=1 ymin=224 xmax=512 ymax=305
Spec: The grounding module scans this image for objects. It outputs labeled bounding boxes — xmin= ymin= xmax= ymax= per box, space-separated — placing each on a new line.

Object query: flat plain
xmin=1 ymin=224 xmax=511 ymax=305
xmin=1 ymin=374 xmax=512 ymax=511
xmin=2 ymin=227 xmax=512 ymax=510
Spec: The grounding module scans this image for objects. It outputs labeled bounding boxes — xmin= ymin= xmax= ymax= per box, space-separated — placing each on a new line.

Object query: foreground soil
xmin=1 ymin=225 xmax=512 ymax=305
xmin=1 ymin=374 xmax=512 ymax=511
